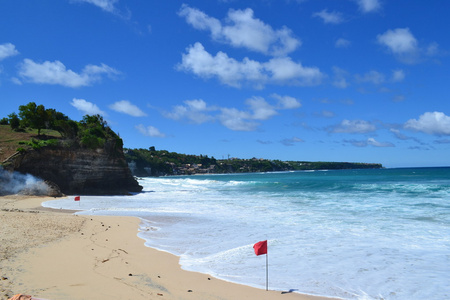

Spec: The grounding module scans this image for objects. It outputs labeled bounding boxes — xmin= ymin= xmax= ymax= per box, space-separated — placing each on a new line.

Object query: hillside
xmin=124 ymin=148 xmax=383 ymax=176
xmin=0 ymin=125 xmax=61 ymax=162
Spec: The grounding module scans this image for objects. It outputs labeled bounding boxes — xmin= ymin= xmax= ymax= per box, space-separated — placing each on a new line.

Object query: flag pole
xmin=266 ymin=248 xmax=269 ymax=291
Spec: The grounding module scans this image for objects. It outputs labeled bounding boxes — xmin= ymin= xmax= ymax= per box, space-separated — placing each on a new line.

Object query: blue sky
xmin=1 ymin=0 xmax=449 ymax=168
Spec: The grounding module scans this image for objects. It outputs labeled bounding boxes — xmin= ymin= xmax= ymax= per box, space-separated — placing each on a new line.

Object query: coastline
xmin=0 ymin=195 xmax=337 ymax=300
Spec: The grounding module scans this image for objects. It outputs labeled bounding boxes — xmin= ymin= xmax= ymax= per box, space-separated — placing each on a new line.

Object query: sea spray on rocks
xmin=0 ymin=166 xmax=55 ymax=196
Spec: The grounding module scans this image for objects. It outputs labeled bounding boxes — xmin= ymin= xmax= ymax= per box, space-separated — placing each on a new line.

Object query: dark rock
xmin=3 ymin=144 xmax=142 ymax=195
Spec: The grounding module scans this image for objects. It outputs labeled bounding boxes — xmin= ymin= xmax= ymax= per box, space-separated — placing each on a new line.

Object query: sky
xmin=1 ymin=0 xmax=449 ymax=168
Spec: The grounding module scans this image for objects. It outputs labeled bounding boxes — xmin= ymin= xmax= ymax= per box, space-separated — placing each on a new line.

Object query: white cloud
xmin=265 ymin=57 xmax=323 ymax=86
xmin=178 ymin=5 xmax=301 ymax=56
xmin=335 ymin=38 xmax=351 ymax=48
xmin=377 ymin=28 xmax=440 ymax=63
xmin=74 ymin=0 xmax=118 ymax=13
xmin=178 ymin=43 xmax=323 ymax=88
xmin=0 ymin=43 xmax=19 ymax=60
xmin=391 ymin=69 xmax=405 ymax=82
xmin=313 ymin=9 xmax=344 ymax=24
xmin=164 ymin=99 xmax=215 ymax=124
xmin=135 ymin=124 xmax=166 ymax=138
xmin=319 ymin=110 xmax=335 ymax=118
xmin=332 ymin=66 xmax=350 ymax=88
xmin=376 ymin=28 xmax=423 ymax=63
xmin=355 ymin=70 xmax=385 ymax=85
xmin=109 ymin=100 xmax=147 ymax=117
xmin=71 ymin=98 xmax=106 ymax=116
xmin=331 ymin=119 xmax=376 ymax=133
xmin=271 ymin=94 xmax=301 ymax=109
xmin=164 ymin=96 xmax=300 ymax=131
xmin=377 ymin=28 xmax=418 ymax=54
xmin=218 ymin=107 xmax=257 ymax=131
xmin=18 ymin=59 xmax=119 ymax=88
xmin=281 ymin=137 xmax=304 ymax=146
xmin=355 ymin=0 xmax=381 ymax=13
xmin=426 ymin=42 xmax=439 ymax=56
xmin=404 ymin=112 xmax=450 ymax=135
xmin=245 ymin=97 xmax=278 ymax=120
xmin=367 ymin=138 xmax=394 ymax=147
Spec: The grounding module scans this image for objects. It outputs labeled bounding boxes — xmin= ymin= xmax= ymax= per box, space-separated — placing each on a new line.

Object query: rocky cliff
xmin=2 ymin=143 xmax=142 ymax=195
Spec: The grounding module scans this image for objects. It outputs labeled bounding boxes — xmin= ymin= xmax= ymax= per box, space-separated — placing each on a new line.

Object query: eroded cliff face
xmin=3 ymin=145 xmax=142 ymax=195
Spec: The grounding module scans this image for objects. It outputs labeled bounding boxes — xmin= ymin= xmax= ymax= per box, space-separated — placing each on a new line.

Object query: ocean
xmin=42 ymin=167 xmax=450 ymax=300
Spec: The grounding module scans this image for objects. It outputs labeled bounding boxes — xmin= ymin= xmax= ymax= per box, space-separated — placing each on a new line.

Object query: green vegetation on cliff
xmin=1 ymin=102 xmax=123 ymax=159
xmin=1 ymin=103 xmax=142 ymax=195
xmin=124 ymin=147 xmax=383 ymax=177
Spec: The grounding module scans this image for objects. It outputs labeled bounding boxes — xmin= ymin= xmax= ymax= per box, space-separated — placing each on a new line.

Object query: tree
xmin=18 ymin=102 xmax=48 ymax=135
xmin=0 ymin=117 xmax=9 ymax=125
xmin=54 ymin=119 xmax=79 ymax=139
xmin=8 ymin=113 xmax=20 ymax=131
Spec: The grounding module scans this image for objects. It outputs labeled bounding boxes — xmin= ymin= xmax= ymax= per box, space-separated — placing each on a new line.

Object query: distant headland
xmin=125 ymin=147 xmax=383 ymax=177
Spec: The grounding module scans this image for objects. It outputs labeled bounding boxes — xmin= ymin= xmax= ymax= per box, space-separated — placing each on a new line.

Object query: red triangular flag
xmin=74 ymin=196 xmax=80 ymax=201
xmin=253 ymin=240 xmax=267 ymax=256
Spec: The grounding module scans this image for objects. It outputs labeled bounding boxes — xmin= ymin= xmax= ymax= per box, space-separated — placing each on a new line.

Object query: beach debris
xmin=187 ymin=290 xmax=193 ymax=292
xmin=118 ymin=248 xmax=128 ymax=254
xmin=128 ymin=273 xmax=133 ymax=276
xmin=157 ymin=293 xmax=163 ymax=296
xmin=102 ymin=259 xmax=109 ymax=263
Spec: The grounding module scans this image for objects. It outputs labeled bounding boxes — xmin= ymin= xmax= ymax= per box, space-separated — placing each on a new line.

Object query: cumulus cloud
xmin=73 ymin=0 xmax=118 ymax=13
xmin=178 ymin=43 xmax=323 ymax=88
xmin=18 ymin=59 xmax=119 ymax=87
xmin=377 ymin=28 xmax=418 ymax=54
xmin=367 ymin=137 xmax=394 ymax=147
xmin=313 ymin=9 xmax=344 ymax=24
xmin=71 ymin=98 xmax=106 ymax=116
xmin=245 ymin=96 xmax=278 ymax=120
xmin=164 ymin=99 xmax=215 ymax=124
xmin=376 ymin=28 xmax=424 ymax=63
xmin=135 ymin=124 xmax=166 ymax=137
xmin=271 ymin=94 xmax=301 ymax=109
xmin=0 ymin=43 xmax=19 ymax=60
xmin=109 ymin=100 xmax=147 ymax=117
xmin=355 ymin=0 xmax=381 ymax=13
xmin=404 ymin=112 xmax=450 ymax=135
xmin=164 ymin=96 xmax=300 ymax=131
xmin=218 ymin=108 xmax=258 ymax=131
xmin=178 ymin=5 xmax=301 ymax=56
xmin=378 ymin=28 xmax=440 ymax=63
xmin=332 ymin=66 xmax=350 ymax=88
xmin=355 ymin=70 xmax=385 ymax=85
xmin=391 ymin=69 xmax=405 ymax=82
xmin=330 ymin=119 xmax=376 ymax=133
xmin=335 ymin=38 xmax=351 ymax=48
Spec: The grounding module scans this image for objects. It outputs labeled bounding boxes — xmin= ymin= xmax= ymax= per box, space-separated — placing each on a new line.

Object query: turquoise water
xmin=43 ymin=167 xmax=450 ymax=299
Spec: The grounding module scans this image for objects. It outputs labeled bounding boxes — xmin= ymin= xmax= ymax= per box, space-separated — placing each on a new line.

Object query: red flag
xmin=74 ymin=196 xmax=80 ymax=201
xmin=253 ymin=240 xmax=267 ymax=256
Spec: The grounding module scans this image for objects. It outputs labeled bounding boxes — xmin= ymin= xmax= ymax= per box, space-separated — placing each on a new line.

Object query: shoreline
xmin=1 ymin=195 xmax=338 ymax=300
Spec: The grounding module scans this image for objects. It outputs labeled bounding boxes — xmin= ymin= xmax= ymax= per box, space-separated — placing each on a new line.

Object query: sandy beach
xmin=0 ymin=195 xmax=337 ymax=300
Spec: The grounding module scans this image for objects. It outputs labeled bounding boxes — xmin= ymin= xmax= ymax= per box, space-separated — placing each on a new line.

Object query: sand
xmin=0 ymin=195 xmax=337 ymax=300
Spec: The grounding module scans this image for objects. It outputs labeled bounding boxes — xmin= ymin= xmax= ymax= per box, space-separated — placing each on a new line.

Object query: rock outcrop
xmin=3 ymin=143 xmax=142 ymax=195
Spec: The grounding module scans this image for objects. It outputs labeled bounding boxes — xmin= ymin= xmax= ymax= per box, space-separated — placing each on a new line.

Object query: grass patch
xmin=0 ymin=125 xmax=62 ymax=162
